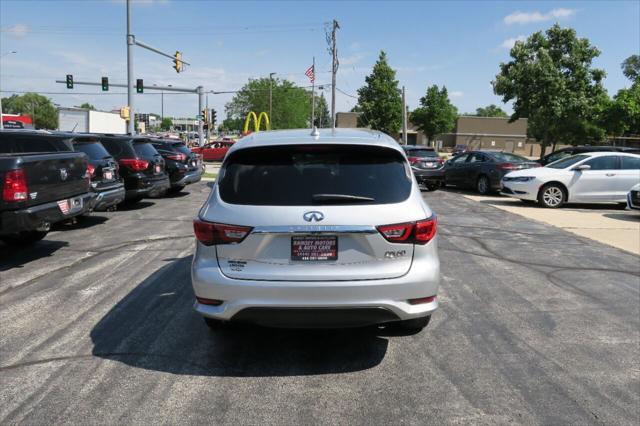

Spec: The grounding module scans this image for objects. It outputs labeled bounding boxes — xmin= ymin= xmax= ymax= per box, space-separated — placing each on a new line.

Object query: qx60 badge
xmin=303 ymin=211 xmax=324 ymax=222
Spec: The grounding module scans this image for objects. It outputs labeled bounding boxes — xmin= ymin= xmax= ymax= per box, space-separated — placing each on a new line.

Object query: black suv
xmin=150 ymin=138 xmax=203 ymax=193
xmin=97 ymin=135 xmax=170 ymax=202
xmin=539 ymin=146 xmax=640 ymax=165
xmin=53 ymin=133 xmax=125 ymax=210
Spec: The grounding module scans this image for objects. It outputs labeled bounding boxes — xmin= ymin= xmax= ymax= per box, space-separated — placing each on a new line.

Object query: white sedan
xmin=501 ymin=152 xmax=640 ymax=208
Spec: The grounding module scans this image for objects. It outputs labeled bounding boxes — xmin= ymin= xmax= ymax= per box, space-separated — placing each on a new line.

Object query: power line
xmin=0 ymin=90 xmax=191 ymax=95
xmin=336 ymin=87 xmax=358 ymax=99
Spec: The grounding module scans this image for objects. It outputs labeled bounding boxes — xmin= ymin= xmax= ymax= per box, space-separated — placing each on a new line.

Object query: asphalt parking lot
xmin=1 ymin=183 xmax=639 ymax=425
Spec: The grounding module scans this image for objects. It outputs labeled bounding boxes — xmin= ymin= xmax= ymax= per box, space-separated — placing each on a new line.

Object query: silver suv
xmin=191 ymin=128 xmax=440 ymax=331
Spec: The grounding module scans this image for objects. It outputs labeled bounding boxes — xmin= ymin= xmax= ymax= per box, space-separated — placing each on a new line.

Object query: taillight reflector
xmin=119 ymin=158 xmax=149 ymax=171
xmin=408 ymin=296 xmax=437 ymax=305
xmin=196 ymin=297 xmax=223 ymax=306
xmin=193 ymin=219 xmax=253 ymax=246
xmin=377 ymin=216 xmax=437 ymax=245
xmin=2 ymin=169 xmax=28 ymax=202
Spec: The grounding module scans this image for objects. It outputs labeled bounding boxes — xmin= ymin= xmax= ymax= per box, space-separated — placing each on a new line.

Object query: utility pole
xmin=126 ymin=0 xmax=135 ymax=135
xmin=330 ymin=19 xmax=339 ymax=130
xmin=402 ymin=86 xmax=407 ymax=144
xmin=269 ymin=72 xmax=275 ymax=127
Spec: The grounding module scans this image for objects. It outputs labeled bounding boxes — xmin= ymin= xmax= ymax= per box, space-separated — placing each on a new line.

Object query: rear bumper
xmin=125 ymin=175 xmax=171 ymax=199
xmin=172 ymin=169 xmax=202 ymax=187
xmin=0 ymin=192 xmax=94 ymax=235
xmin=191 ymin=239 xmax=440 ymax=327
xmin=413 ymin=169 xmax=444 ymax=184
xmin=93 ymin=183 xmax=126 ymax=210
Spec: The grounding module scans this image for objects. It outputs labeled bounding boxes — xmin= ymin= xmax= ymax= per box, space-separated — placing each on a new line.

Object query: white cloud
xmin=450 ymin=91 xmax=464 ymax=98
xmin=340 ymin=53 xmax=365 ymax=66
xmin=500 ymin=35 xmax=526 ymax=49
xmin=3 ymin=24 xmax=29 ymax=38
xmin=504 ymin=8 xmax=576 ymax=25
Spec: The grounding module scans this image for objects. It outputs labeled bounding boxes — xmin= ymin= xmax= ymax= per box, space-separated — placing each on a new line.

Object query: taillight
xmin=2 ymin=169 xmax=28 ymax=202
xmin=498 ymin=163 xmax=518 ymax=170
xmin=193 ymin=219 xmax=253 ymax=246
xmin=166 ymin=153 xmax=187 ymax=161
xmin=377 ymin=216 xmax=437 ymax=245
xmin=119 ymin=158 xmax=149 ymax=171
xmin=86 ymin=164 xmax=96 ymax=178
xmin=407 ymin=156 xmax=419 ymax=165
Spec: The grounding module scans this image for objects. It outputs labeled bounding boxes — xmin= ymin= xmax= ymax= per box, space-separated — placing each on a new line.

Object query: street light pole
xmin=126 ymin=0 xmax=135 ymax=135
xmin=269 ymin=72 xmax=276 ymax=127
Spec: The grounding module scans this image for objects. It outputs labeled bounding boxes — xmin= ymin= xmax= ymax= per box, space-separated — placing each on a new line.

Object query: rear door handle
xmin=606 ymin=173 xmax=616 ymax=177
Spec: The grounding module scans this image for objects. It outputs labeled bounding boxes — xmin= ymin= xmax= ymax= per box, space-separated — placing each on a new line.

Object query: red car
xmin=191 ymin=141 xmax=235 ymax=162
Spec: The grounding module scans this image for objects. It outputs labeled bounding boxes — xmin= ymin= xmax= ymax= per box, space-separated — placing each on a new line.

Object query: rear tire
xmin=476 ymin=175 xmax=491 ymax=195
xmin=397 ymin=315 xmax=431 ymax=331
xmin=167 ymin=185 xmax=185 ymax=194
xmin=425 ymin=183 xmax=440 ymax=192
xmin=0 ymin=230 xmax=48 ymax=246
xmin=538 ymin=183 xmax=566 ymax=208
xmin=615 ymin=203 xmax=628 ymax=210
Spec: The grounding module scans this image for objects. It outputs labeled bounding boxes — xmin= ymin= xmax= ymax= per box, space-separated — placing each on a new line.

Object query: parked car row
xmin=402 ymin=144 xmax=640 ymax=209
xmin=0 ymin=130 xmax=204 ymax=245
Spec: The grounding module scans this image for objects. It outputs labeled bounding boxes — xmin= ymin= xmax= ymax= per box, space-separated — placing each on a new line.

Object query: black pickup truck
xmin=0 ymin=134 xmax=95 ymax=245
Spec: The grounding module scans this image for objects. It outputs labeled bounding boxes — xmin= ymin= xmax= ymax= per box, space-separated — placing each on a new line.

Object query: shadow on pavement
xmin=91 ymin=256 xmax=389 ymax=377
xmin=115 ymin=201 xmax=155 ymax=211
xmin=51 ymin=214 xmax=109 ymax=231
xmin=603 ymin=212 xmax=640 ymax=222
xmin=0 ymin=239 xmax=69 ymax=271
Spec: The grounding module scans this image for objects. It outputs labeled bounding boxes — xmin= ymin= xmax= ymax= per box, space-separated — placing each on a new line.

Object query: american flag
xmin=57 ymin=199 xmax=70 ymax=215
xmin=305 ymin=64 xmax=315 ymax=83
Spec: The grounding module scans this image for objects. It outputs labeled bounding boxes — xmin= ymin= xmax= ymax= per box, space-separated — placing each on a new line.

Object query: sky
xmin=1 ymin=0 xmax=638 ymax=121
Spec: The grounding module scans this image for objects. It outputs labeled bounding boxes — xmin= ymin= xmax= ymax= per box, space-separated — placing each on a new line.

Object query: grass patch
xmin=203 ymin=172 xmax=218 ymax=179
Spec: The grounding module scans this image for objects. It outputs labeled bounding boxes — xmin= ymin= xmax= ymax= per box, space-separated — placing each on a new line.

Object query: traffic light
xmin=210 ymin=109 xmax=217 ymax=125
xmin=173 ymin=51 xmax=183 ymax=73
xmin=136 ymin=79 xmax=143 ymax=93
xmin=201 ymin=109 xmax=209 ymax=123
xmin=101 ymin=77 xmax=109 ymax=91
xmin=66 ymin=74 xmax=73 ymax=89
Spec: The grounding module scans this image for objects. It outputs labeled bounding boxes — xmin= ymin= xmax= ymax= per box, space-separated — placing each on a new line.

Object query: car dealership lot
xmin=1 ymin=183 xmax=639 ymax=424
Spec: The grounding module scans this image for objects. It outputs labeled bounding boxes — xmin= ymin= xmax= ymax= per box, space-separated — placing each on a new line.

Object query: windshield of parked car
xmin=406 ymin=149 xmax=438 ymax=158
xmin=220 ymin=144 xmax=412 ymax=205
xmin=547 ymin=154 xmax=590 ymax=169
xmin=489 ymin=152 xmax=529 ymax=163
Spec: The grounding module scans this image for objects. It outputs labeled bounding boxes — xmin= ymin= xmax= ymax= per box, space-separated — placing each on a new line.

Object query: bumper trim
xmin=230 ymin=307 xmax=401 ymax=328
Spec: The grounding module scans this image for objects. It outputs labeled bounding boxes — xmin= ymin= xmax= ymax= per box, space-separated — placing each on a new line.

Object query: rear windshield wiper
xmin=312 ymin=194 xmax=375 ymax=203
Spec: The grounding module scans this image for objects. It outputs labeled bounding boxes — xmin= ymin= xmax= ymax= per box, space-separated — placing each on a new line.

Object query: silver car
xmin=191 ymin=128 xmax=440 ymax=330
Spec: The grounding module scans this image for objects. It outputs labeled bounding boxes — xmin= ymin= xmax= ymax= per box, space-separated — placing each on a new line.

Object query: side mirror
xmin=575 ymin=164 xmax=591 ymax=171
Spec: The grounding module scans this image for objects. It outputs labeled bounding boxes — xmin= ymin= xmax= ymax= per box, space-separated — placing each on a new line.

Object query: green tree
xmin=493 ymin=24 xmax=608 ymax=154
xmin=475 ymin=104 xmax=508 ymax=118
xmin=225 ymin=77 xmax=311 ymax=130
xmin=314 ymin=92 xmax=330 ymax=128
xmin=410 ymin=85 xmax=458 ymax=143
xmin=621 ymin=55 xmax=640 ymax=83
xmin=356 ymin=51 xmax=403 ymax=136
xmin=1 ymin=92 xmax=58 ymax=129
xmin=221 ymin=117 xmax=244 ymax=132
xmin=78 ymin=102 xmax=95 ymax=110
xmin=160 ymin=117 xmax=173 ymax=131
xmin=603 ymin=82 xmax=640 ymax=136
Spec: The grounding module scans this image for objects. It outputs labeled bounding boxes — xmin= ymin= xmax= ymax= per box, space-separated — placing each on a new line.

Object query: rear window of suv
xmin=74 ymin=141 xmax=110 ymax=159
xmin=219 ymin=144 xmax=412 ymax=205
xmin=133 ymin=142 xmax=159 ymax=157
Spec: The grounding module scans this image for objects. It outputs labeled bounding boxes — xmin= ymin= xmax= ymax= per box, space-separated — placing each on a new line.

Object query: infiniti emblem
xmin=303 ymin=211 xmax=324 ymax=222
xmin=60 ymin=168 xmax=68 ymax=181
